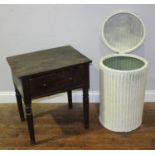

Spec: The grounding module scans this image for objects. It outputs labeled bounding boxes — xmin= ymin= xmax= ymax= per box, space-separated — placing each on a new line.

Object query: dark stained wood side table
xmin=7 ymin=45 xmax=92 ymax=144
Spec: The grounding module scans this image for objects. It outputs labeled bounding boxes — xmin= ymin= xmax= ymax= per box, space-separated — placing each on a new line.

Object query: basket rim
xmin=100 ymin=54 xmax=148 ymax=73
xmin=101 ymin=11 xmax=146 ymax=54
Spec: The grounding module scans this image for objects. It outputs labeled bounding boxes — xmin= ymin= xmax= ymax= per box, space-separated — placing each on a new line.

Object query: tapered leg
xmin=67 ymin=90 xmax=72 ymax=109
xmin=83 ymin=88 xmax=89 ymax=129
xmin=24 ymin=97 xmax=35 ymax=144
xmin=15 ymin=87 xmax=25 ymax=121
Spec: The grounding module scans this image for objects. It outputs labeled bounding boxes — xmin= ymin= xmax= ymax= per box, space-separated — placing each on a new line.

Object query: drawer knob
xmin=43 ymin=83 xmax=47 ymax=87
xmin=69 ymin=77 xmax=73 ymax=80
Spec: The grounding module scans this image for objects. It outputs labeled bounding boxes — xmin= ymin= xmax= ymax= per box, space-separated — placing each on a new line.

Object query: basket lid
xmin=102 ymin=12 xmax=146 ymax=54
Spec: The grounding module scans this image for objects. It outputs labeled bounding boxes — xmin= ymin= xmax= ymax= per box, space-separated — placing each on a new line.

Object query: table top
xmin=7 ymin=45 xmax=92 ymax=78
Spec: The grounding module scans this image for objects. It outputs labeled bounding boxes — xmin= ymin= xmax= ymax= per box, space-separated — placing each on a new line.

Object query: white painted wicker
xmin=99 ymin=54 xmax=147 ymax=132
xmin=99 ymin=12 xmax=148 ymax=132
xmin=102 ymin=12 xmax=145 ymax=53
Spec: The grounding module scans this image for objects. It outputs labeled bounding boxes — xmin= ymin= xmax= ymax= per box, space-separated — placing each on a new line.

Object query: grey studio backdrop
xmin=0 ymin=4 xmax=155 ymax=103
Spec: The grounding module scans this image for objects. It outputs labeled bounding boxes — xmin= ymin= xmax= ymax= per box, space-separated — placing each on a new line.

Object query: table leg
xmin=24 ymin=97 xmax=35 ymax=144
xmin=14 ymin=86 xmax=25 ymax=121
xmin=83 ymin=88 xmax=89 ymax=129
xmin=67 ymin=90 xmax=72 ymax=109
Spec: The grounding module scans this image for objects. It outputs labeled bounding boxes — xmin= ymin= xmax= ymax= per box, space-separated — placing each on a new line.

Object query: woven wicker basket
xmin=99 ymin=11 xmax=148 ymax=132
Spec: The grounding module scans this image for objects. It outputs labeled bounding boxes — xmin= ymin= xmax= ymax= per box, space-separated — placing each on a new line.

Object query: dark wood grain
xmin=83 ymin=88 xmax=89 ymax=129
xmin=0 ymin=103 xmax=155 ymax=150
xmin=67 ymin=90 xmax=72 ymax=109
xmin=7 ymin=45 xmax=91 ymax=78
xmin=14 ymin=85 xmax=25 ymax=121
xmin=7 ymin=45 xmax=92 ymax=144
xmin=29 ymin=64 xmax=88 ymax=99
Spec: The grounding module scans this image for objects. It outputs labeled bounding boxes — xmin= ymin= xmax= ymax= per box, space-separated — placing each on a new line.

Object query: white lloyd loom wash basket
xmin=99 ymin=11 xmax=148 ymax=132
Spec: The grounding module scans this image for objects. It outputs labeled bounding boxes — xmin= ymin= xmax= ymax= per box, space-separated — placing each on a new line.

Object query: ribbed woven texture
xmin=103 ymin=12 xmax=145 ymax=53
xmin=99 ymin=58 xmax=147 ymax=132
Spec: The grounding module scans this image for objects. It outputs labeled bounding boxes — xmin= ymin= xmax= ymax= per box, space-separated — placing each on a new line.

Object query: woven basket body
xmin=99 ymin=54 xmax=147 ymax=132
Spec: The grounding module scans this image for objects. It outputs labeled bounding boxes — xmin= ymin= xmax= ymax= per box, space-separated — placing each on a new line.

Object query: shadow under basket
xmin=99 ymin=54 xmax=147 ymax=132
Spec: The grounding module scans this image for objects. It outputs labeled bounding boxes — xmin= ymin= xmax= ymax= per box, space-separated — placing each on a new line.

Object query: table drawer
xmin=29 ymin=64 xmax=88 ymax=98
